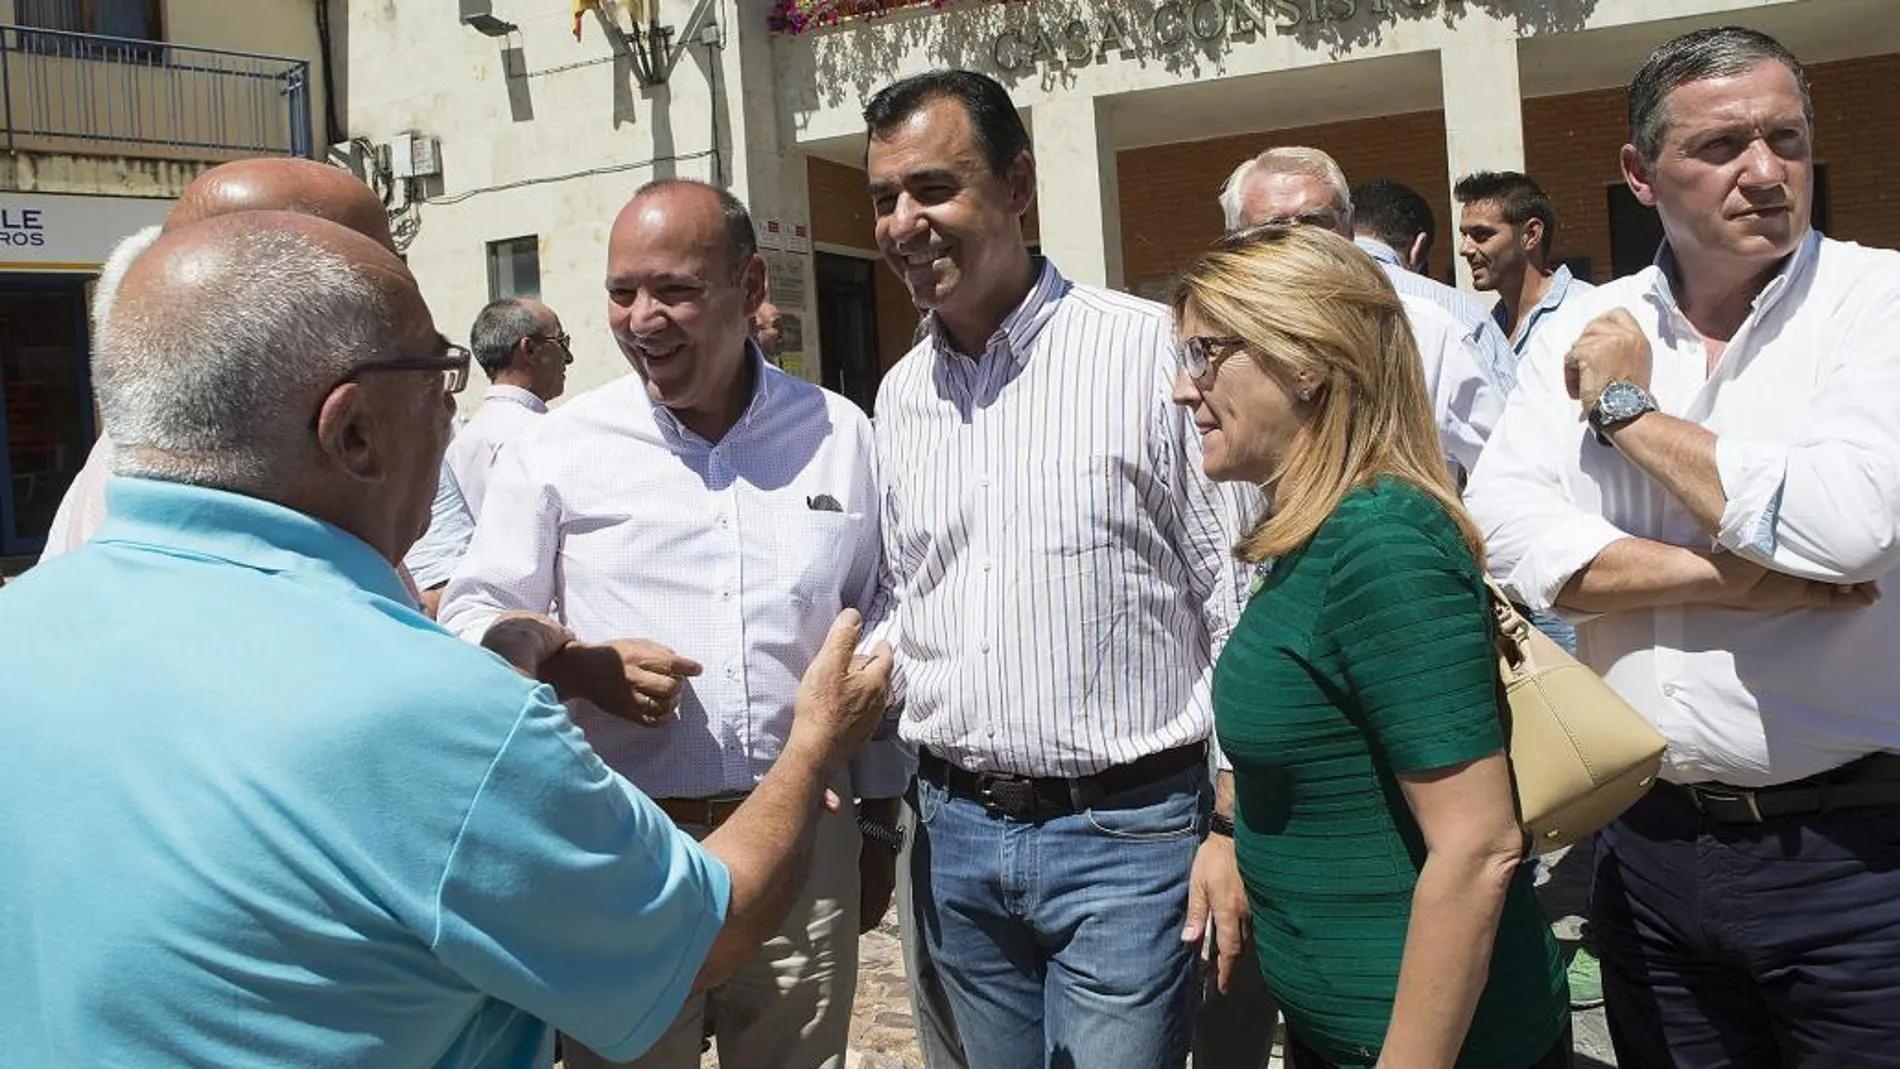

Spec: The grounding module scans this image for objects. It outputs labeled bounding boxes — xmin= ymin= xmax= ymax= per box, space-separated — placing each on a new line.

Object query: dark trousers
xmin=1283 ymin=1024 xmax=1572 ymax=1068
xmin=1192 ymin=940 xmax=1276 ymax=1069
xmin=1593 ymin=788 xmax=1900 ymax=1068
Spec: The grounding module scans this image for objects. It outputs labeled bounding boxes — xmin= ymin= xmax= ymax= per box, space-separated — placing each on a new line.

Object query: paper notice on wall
xmin=759 ymin=218 xmax=786 ymax=252
xmin=788 ymin=223 xmax=810 ymax=254
xmin=766 ymin=252 xmax=809 ymax=310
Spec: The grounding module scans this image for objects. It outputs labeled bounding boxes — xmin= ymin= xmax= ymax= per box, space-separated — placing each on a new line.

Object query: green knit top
xmin=1216 ymin=477 xmax=1567 ymax=1068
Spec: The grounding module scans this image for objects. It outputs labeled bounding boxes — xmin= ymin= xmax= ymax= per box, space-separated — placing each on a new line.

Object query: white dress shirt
xmin=1358 ymin=235 xmax=1522 ymax=394
xmin=401 ymin=453 xmax=477 ymax=590
xmin=875 ymin=260 xmax=1254 ymax=779
xmin=1395 ymin=291 xmax=1506 ymax=484
xmin=38 ymin=437 xmax=113 ymax=562
xmin=444 ymin=384 xmax=548 ymax=520
xmin=1466 ymin=232 xmax=1900 ymax=787
xmin=440 ymin=349 xmax=909 ymax=798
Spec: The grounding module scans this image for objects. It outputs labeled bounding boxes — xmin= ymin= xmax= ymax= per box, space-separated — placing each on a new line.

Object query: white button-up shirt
xmin=876 ymin=260 xmax=1254 ymax=779
xmin=1357 ymin=235 xmax=1522 ymax=394
xmin=445 ymin=384 xmax=549 ymax=520
xmin=1396 ymin=291 xmax=1506 ymax=484
xmin=440 ymin=350 xmax=908 ymax=798
xmin=1466 ymin=232 xmax=1900 ymax=787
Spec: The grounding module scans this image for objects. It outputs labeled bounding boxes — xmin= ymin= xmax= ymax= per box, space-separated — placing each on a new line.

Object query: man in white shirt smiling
xmin=439 ymin=179 xmax=905 ymax=1069
xmin=1466 ymin=26 xmax=1900 ymax=1066
xmin=864 ymin=69 xmax=1251 ymax=1069
xmin=444 ymin=297 xmax=571 ymax=519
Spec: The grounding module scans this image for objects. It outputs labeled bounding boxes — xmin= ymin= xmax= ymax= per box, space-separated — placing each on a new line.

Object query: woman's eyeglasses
xmin=1181 ymin=335 xmax=1247 ymax=382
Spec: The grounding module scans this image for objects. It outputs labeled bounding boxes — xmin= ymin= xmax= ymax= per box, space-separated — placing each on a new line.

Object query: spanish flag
xmin=572 ymin=0 xmax=600 ymax=40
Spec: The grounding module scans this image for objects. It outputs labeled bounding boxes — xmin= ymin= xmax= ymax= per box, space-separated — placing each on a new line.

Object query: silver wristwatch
xmin=1589 ymin=379 xmax=1657 ymax=443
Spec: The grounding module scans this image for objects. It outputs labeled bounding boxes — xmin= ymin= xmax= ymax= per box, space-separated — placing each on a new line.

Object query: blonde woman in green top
xmin=1170 ymin=225 xmax=1568 ymax=1069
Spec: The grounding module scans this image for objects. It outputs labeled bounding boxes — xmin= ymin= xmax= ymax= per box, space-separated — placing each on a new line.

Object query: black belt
xmin=1660 ymin=753 xmax=1900 ymax=824
xmin=918 ymin=743 xmax=1206 ymax=821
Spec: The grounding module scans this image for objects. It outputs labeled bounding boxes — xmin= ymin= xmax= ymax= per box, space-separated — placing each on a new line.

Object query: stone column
xmin=724 ymin=0 xmax=823 ymax=381
xmin=1439 ymin=27 xmax=1526 ymax=290
xmin=1031 ymin=95 xmax=1124 ymax=291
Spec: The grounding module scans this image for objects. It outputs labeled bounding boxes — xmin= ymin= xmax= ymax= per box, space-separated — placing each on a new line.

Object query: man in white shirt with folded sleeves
xmin=1465 ymin=26 xmax=1900 ymax=1066
xmin=440 ymin=178 xmax=906 ymax=1069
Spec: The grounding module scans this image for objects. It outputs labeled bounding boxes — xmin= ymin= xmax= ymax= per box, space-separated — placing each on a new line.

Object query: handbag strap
xmin=1482 ymin=575 xmax=1535 ymax=671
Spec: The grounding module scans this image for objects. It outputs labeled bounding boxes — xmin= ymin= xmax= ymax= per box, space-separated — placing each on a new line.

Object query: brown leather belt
xmin=1659 ymin=753 xmax=1900 ymax=824
xmin=918 ymin=743 xmax=1206 ymax=821
xmin=653 ymin=793 xmax=750 ymax=829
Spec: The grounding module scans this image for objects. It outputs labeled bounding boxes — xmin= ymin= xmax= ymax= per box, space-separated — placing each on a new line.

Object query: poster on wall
xmin=759 ymin=218 xmax=786 ymax=252
xmin=765 ymin=251 xmax=815 ymax=382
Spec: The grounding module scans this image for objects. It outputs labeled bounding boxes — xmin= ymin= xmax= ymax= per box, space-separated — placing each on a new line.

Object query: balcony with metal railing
xmin=0 ymin=23 xmax=312 ymax=160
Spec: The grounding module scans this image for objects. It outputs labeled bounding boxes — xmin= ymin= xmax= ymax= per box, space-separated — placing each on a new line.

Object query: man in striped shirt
xmin=863 ymin=70 xmax=1252 ymax=1069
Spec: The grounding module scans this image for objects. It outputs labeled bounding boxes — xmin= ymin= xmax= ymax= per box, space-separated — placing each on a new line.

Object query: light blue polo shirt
xmin=0 ymin=478 xmax=729 ymax=1067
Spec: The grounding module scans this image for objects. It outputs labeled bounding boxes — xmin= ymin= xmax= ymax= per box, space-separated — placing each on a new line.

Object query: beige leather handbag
xmin=1486 ymin=579 xmax=1667 ymax=855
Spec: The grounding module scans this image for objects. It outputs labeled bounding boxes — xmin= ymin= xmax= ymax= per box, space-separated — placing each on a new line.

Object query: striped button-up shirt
xmin=440 ymin=348 xmax=909 ymax=798
xmin=875 ymin=260 xmax=1253 ymax=778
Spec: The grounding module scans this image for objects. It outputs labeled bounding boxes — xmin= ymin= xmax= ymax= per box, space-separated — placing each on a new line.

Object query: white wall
xmin=346 ymin=0 xmax=813 ymax=401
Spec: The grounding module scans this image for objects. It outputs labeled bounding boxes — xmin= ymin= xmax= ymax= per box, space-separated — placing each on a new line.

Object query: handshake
xmin=480 ymin=608 xmax=895 ymax=759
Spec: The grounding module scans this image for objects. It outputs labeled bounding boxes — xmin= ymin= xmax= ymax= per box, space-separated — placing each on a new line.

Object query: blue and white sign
xmin=0 ymin=192 xmax=171 ymax=271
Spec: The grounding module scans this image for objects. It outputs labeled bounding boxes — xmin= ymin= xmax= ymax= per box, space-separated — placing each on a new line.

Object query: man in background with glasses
xmin=447 ymin=297 xmax=573 ymax=521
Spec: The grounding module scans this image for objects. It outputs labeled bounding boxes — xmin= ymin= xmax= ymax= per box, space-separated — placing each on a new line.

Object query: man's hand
xmin=417 ymin=584 xmax=447 ymax=620
xmin=480 ymin=612 xmax=577 ymax=678
xmin=1709 ymin=554 xmax=1880 ymax=611
xmin=542 ymin=638 xmax=704 ymax=726
xmin=789 ymin=609 xmax=893 ymax=756
xmin=1564 ymin=309 xmax=1653 ymax=414
xmin=1182 ymin=834 xmax=1251 ymax=994
xmin=856 ymin=799 xmax=899 ymax=934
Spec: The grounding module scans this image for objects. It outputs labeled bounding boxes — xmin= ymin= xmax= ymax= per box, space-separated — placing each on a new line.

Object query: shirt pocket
xmin=768 ymin=507 xmax=866 ymax=609
xmin=1013 ymin=457 xmax=1121 ymax=558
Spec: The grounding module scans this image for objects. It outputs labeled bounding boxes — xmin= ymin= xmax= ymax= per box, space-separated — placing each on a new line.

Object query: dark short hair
xmin=1454 ymin=170 xmax=1559 ymax=258
xmin=862 ymin=69 xmax=1031 ymax=178
xmin=629 ymin=178 xmax=759 ymax=279
xmin=470 ymin=298 xmax=543 ymax=380
xmin=1350 ymin=178 xmax=1436 ymax=259
xmin=1627 ymin=26 xmax=1811 ymax=163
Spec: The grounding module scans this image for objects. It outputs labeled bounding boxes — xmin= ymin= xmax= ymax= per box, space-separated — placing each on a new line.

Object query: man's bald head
xmin=100 ymin=210 xmax=424 ymax=490
xmin=168 ymin=158 xmax=394 ymax=251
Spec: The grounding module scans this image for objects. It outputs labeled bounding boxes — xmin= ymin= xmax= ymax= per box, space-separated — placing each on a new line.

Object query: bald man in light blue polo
xmin=0 ymin=210 xmax=890 ymax=1067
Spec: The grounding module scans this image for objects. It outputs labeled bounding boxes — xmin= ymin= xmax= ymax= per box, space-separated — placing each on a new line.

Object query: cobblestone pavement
xmin=694 ymin=845 xmax=1616 ymax=1068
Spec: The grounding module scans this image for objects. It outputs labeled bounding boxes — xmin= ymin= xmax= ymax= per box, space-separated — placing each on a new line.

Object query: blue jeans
xmin=911 ymin=761 xmax=1208 ymax=1069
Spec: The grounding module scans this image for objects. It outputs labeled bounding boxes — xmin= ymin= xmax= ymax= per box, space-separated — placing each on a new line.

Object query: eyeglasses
xmin=1181 ymin=335 xmax=1247 ymax=382
xmin=333 ymin=344 xmax=473 ymax=396
xmin=531 ymin=332 xmax=575 ymax=365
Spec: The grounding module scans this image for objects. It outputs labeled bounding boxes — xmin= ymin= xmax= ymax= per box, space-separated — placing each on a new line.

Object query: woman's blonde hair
xmin=1172 ymin=224 xmax=1486 ymax=566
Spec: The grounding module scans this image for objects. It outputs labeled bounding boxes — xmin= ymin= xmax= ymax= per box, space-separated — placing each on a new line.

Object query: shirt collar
xmin=1649 ymin=228 xmax=1821 ymax=323
xmin=926 ymin=257 xmax=1068 ymax=368
xmin=483 ymin=384 xmax=548 ymax=413
xmin=1536 ymin=264 xmax=1577 ymax=313
xmin=645 ymin=338 xmax=779 ymax=447
xmin=1354 ymin=235 xmax=1405 ymax=269
xmin=91 ymin=478 xmax=414 ymax=605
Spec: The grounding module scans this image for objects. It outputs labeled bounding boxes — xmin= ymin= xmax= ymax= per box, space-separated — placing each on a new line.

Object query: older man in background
xmin=1221 ymin=147 xmax=1505 ymax=483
